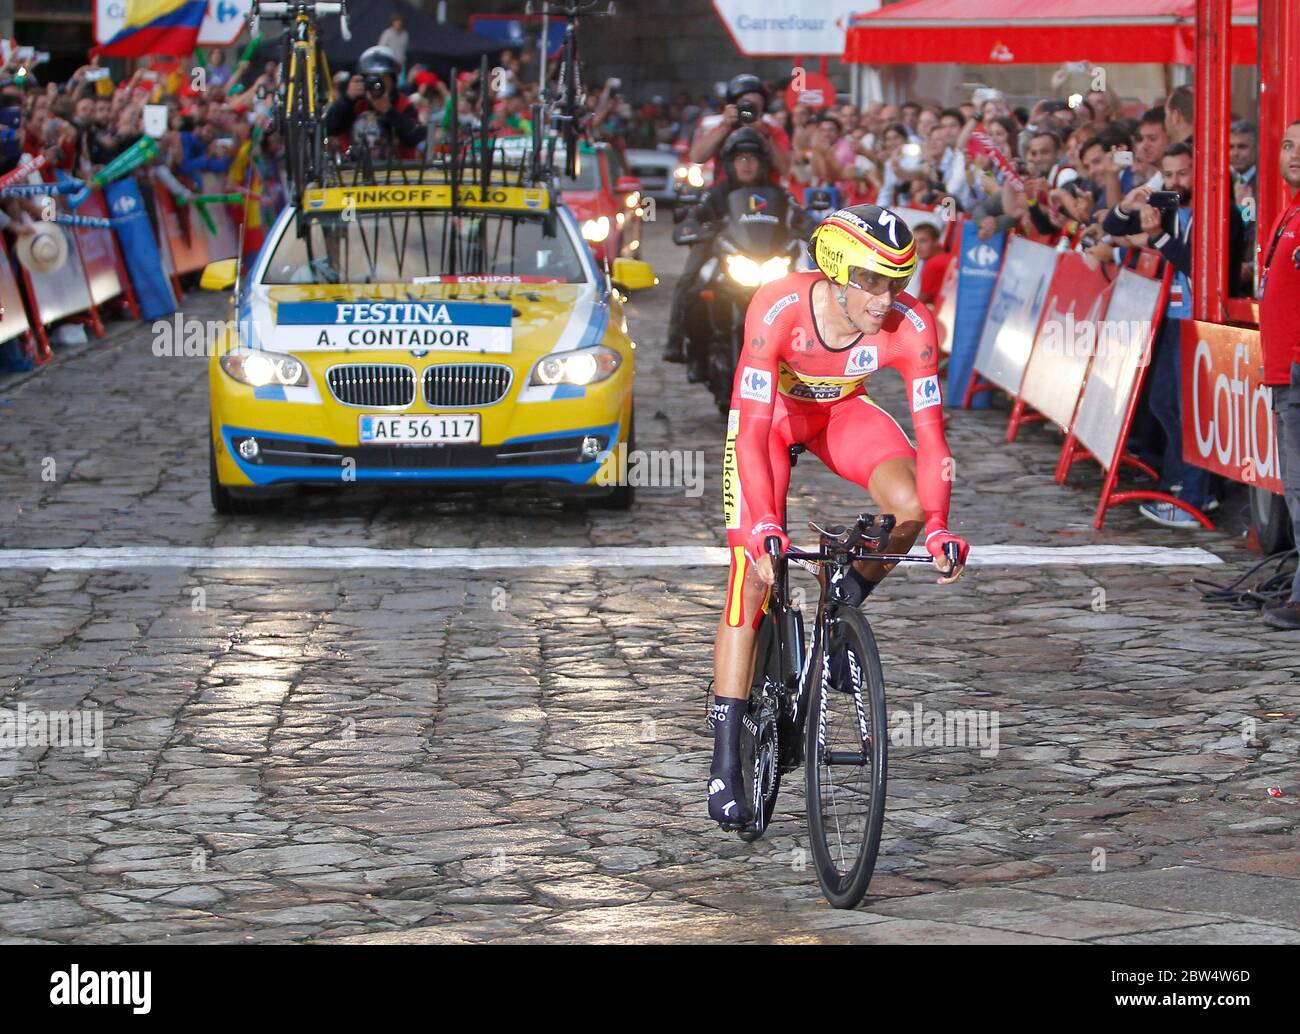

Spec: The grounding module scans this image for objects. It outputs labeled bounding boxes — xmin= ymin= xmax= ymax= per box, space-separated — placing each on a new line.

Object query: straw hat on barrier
xmin=15 ymin=222 xmax=68 ymax=276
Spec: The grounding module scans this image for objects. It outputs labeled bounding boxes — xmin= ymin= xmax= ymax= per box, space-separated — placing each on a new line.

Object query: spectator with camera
xmin=1103 ymin=142 xmax=1245 ymax=527
xmin=325 ymin=45 xmax=424 ymax=159
xmin=689 ymin=74 xmax=790 ymax=184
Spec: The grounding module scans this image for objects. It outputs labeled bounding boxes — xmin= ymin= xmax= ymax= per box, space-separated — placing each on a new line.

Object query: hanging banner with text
xmin=711 ymin=0 xmax=880 ymax=56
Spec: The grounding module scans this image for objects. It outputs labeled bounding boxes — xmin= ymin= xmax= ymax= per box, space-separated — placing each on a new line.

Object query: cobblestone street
xmin=1 ymin=223 xmax=1297 ymax=945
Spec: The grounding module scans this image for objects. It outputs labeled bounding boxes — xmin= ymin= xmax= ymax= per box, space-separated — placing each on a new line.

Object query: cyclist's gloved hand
xmin=746 ymin=518 xmax=788 ymax=564
xmin=924 ymin=529 xmax=969 ymax=582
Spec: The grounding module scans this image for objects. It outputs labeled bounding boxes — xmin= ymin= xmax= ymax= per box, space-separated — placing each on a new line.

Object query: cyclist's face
xmin=843 ymin=267 xmax=907 ymax=332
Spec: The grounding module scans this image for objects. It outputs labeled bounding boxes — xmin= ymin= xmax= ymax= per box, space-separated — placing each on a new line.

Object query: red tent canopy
xmin=845 ymin=0 xmax=1258 ymax=65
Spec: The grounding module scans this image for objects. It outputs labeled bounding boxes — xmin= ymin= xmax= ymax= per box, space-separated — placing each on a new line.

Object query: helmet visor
xmin=845 ymin=266 xmax=910 ymax=295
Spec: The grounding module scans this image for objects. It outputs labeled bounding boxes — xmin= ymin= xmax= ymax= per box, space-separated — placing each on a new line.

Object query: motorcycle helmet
xmin=357 ymin=45 xmax=401 ymax=80
xmin=720 ymin=127 xmax=769 ymax=181
xmin=726 ymin=73 xmax=768 ymax=106
xmin=810 ymin=203 xmax=917 ymax=285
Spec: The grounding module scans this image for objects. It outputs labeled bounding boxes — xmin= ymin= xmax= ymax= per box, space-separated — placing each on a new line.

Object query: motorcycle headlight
xmin=725 ymin=254 xmax=763 ymax=287
xmin=582 ymin=216 xmax=611 ymax=242
xmin=760 ymin=256 xmax=792 ymax=283
xmin=220 ymin=349 xmax=308 ymax=388
xmin=530 ymin=345 xmax=622 ymax=387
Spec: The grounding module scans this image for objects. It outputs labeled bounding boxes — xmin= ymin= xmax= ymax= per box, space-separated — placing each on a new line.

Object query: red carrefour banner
xmin=1181 ymin=321 xmax=1283 ymax=495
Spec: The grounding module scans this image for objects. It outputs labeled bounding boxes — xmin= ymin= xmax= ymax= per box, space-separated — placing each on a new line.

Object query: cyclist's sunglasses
xmin=845 ymin=266 xmax=910 ymax=296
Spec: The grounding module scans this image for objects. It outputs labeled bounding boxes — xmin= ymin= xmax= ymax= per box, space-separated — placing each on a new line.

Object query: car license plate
xmin=359 ymin=414 xmax=481 ymax=444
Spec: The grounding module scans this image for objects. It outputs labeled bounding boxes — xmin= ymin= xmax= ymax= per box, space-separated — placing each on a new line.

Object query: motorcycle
xmin=673 ymin=184 xmax=812 ymax=415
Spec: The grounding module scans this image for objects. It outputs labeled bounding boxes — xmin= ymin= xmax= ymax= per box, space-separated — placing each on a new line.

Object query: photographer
xmin=325 ymin=45 xmax=423 ymax=158
xmin=666 ymin=128 xmax=804 ymax=368
xmin=1102 ymin=142 xmax=1245 ymax=527
xmin=688 ymin=74 xmax=790 ymax=184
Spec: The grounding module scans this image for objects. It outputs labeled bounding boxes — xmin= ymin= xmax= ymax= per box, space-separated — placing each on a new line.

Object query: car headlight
xmin=220 ymin=349 xmax=308 ymax=388
xmin=582 ymin=216 xmax=611 ymax=242
xmin=529 ymin=345 xmax=622 ymax=386
xmin=625 ymin=191 xmax=640 ymax=209
xmin=725 ymin=255 xmax=763 ymax=287
xmin=686 ymin=165 xmax=705 ymax=188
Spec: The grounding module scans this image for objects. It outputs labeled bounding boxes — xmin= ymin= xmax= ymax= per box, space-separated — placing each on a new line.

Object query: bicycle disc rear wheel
xmin=804 ymin=606 xmax=887 ymax=908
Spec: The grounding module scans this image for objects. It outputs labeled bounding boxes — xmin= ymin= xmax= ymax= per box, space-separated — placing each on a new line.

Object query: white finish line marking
xmin=0 ymin=545 xmax=1223 ymax=571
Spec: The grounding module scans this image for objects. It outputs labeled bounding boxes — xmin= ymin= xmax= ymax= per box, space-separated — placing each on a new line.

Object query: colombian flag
xmin=98 ymin=0 xmax=207 ymax=58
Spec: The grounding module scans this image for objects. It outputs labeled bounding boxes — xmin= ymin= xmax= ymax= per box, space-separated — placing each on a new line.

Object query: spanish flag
xmin=98 ymin=0 xmax=207 ymax=58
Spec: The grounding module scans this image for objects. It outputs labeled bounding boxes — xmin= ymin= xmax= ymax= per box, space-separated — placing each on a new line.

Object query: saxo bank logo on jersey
xmin=740 ymin=366 xmax=772 ymax=404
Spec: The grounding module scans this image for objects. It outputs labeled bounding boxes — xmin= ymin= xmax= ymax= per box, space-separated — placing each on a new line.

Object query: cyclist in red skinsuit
xmin=707 ymin=203 xmax=970 ymax=827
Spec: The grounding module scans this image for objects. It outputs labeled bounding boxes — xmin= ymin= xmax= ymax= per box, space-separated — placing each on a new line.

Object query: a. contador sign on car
xmin=712 ymin=1 xmax=880 ymax=56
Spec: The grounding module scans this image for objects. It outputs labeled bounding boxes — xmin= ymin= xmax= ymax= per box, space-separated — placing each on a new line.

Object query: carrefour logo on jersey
xmin=912 ymin=375 xmax=942 ymax=412
xmin=845 ymin=344 xmax=879 ymax=376
xmin=273 ymin=300 xmax=514 ymax=352
xmin=740 ymin=366 xmax=772 ymax=404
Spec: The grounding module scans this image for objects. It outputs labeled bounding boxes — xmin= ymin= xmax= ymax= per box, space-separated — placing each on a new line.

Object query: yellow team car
xmin=204 ymin=170 xmax=655 ymax=513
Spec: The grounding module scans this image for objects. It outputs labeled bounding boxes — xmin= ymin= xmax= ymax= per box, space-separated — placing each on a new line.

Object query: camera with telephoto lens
xmin=736 ymin=99 xmax=759 ymax=125
xmin=365 ymin=76 xmax=387 ymax=98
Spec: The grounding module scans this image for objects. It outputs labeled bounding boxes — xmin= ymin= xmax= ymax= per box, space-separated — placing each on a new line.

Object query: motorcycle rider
xmin=325 ymin=45 xmax=425 ymax=158
xmin=667 ymin=128 xmax=809 ymax=380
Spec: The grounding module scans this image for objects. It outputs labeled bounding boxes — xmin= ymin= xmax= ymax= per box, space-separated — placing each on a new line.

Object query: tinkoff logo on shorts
xmin=845 ymin=344 xmax=879 ymax=375
xmin=912 ymin=374 xmax=942 ymax=412
xmin=740 ymin=366 xmax=772 ymax=404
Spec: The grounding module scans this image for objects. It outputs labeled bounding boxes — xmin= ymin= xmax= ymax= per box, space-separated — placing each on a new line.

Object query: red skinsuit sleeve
xmin=886 ymin=301 xmax=952 ymax=536
xmin=731 ymin=284 xmax=790 ymax=542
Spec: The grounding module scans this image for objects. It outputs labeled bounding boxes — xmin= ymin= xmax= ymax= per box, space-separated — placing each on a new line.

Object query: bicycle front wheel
xmin=804 ymin=605 xmax=887 ymax=908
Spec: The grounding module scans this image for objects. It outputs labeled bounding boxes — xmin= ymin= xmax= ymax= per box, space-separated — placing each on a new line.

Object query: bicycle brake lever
xmin=943 ymin=541 xmax=962 ymax=571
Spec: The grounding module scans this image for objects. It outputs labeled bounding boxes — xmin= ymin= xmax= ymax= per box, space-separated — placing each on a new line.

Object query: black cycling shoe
xmin=708 ymin=769 xmax=751 ymax=828
xmin=663 ymin=338 xmax=687 ymax=363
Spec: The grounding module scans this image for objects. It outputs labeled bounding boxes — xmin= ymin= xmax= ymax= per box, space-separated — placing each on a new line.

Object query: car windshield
xmin=555 ymin=152 xmax=601 ymax=191
xmin=260 ymin=210 xmax=589 ymax=285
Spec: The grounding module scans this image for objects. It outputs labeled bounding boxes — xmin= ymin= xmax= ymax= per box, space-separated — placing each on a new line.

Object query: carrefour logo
xmin=740 ymin=366 xmax=772 ymax=404
xmin=966 ymin=243 xmax=1000 ymax=267
xmin=215 ymin=1 xmax=241 ymax=21
xmin=111 ymin=193 xmax=137 ymax=215
xmin=911 ymin=375 xmax=942 ymax=412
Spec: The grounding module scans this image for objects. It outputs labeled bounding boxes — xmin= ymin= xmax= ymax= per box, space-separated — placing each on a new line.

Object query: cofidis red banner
xmin=1181 ymin=321 xmax=1283 ymax=495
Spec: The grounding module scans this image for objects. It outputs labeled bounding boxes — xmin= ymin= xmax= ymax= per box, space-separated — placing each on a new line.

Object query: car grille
xmin=327 ymin=364 xmax=416 ymax=408
xmin=230 ymin=434 xmax=606 ymax=470
xmin=422 ymin=364 xmax=514 ymax=408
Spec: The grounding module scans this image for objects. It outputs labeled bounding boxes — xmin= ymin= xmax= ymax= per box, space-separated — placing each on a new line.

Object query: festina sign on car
xmin=712 ymin=1 xmax=880 ymax=56
xmin=1180 ymin=321 xmax=1283 ymax=495
xmin=94 ymin=0 xmax=252 ymax=48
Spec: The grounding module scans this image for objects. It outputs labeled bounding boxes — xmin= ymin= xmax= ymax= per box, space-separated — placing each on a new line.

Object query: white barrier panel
xmin=201 ymin=173 xmax=240 ymax=263
xmin=74 ymin=191 xmax=125 ymax=307
xmin=1071 ymin=268 xmax=1164 ymax=474
xmin=0 ymin=235 xmax=31 ymax=346
xmin=970 ymin=235 xmax=1057 ymax=396
xmin=1017 ymin=252 xmax=1114 ymax=430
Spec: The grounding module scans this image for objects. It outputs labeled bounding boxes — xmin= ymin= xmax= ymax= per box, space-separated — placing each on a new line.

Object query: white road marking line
xmin=0 ymin=545 xmax=1224 ymax=571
